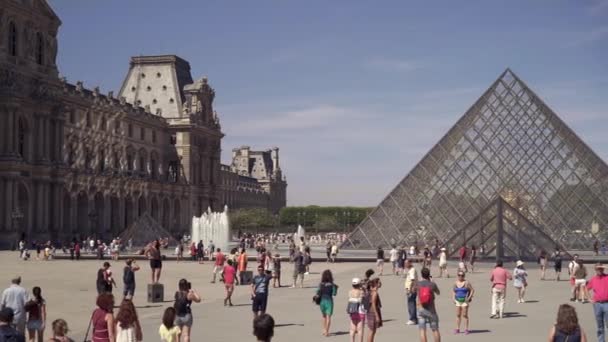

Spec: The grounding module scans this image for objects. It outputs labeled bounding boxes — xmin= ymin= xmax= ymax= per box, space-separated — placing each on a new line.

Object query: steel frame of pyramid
xmin=343 ymin=69 xmax=608 ymax=253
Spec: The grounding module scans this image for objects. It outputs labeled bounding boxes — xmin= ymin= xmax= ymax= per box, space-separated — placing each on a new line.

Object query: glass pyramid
xmin=344 ymin=69 xmax=608 ymax=253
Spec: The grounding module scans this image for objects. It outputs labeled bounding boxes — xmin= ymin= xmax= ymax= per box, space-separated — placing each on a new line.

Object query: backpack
xmin=418 ymin=285 xmax=433 ymax=306
xmin=361 ymin=290 xmax=371 ymax=311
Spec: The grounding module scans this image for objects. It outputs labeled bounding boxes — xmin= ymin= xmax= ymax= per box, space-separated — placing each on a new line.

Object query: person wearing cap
xmin=453 ymin=270 xmax=474 ymax=335
xmin=587 ymin=263 xmax=608 ymax=342
xmin=347 ymin=278 xmax=365 ymax=342
xmin=416 ymin=267 xmax=441 ymax=342
xmin=513 ymin=260 xmax=528 ymax=303
xmin=0 ymin=307 xmax=26 ymax=342
xmin=0 ymin=276 xmax=29 ymax=334
xmin=438 ymin=248 xmax=448 ymax=278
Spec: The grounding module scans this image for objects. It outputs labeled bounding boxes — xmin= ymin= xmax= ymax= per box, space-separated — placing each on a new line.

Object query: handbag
xmin=313 ymin=294 xmax=321 ymax=305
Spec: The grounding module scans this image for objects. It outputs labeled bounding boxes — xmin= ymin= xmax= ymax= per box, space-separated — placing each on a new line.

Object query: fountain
xmin=191 ymin=206 xmax=231 ymax=252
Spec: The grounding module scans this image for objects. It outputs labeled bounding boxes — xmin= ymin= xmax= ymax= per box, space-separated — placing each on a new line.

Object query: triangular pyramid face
xmin=344 ymin=69 xmax=608 ymax=250
xmin=119 ymin=213 xmax=178 ymax=247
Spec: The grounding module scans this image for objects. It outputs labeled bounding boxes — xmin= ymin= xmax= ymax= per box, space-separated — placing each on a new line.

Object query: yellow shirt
xmin=159 ymin=324 xmax=180 ymax=342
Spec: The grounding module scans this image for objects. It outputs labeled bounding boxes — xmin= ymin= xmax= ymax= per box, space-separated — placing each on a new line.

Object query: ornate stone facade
xmin=221 ymin=146 xmax=287 ymax=214
xmin=0 ymin=0 xmax=286 ymax=246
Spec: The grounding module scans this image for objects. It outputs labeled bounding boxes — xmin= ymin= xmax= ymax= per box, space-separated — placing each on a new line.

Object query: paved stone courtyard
xmin=0 ymin=251 xmax=599 ymax=341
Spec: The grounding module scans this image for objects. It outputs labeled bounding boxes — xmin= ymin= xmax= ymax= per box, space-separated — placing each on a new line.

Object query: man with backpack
xmin=416 ymin=267 xmax=441 ymax=342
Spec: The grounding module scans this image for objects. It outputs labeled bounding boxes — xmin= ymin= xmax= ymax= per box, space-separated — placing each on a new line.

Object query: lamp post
xmin=12 ymin=207 xmax=24 ymax=242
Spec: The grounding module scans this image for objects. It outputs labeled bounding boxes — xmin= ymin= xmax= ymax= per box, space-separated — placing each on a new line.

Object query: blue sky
xmin=49 ymin=0 xmax=608 ymax=206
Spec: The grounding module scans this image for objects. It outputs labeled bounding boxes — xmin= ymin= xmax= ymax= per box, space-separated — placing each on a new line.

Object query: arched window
xmin=17 ymin=118 xmax=26 ymax=158
xmin=113 ymin=152 xmax=120 ymax=170
xmin=84 ymin=148 xmax=92 ymax=171
xmin=68 ymin=145 xmax=75 ymax=166
xmin=100 ymin=117 xmax=107 ymax=131
xmin=8 ymin=22 xmax=17 ymax=57
xmin=36 ymin=32 xmax=44 ymax=65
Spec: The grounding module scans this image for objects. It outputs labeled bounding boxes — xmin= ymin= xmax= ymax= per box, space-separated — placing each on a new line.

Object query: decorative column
xmin=3 ymin=179 xmax=12 ymax=230
xmin=118 ymin=197 xmax=126 ymax=234
xmin=43 ymin=117 xmax=50 ymax=161
xmin=6 ymin=110 xmax=15 ymax=155
xmin=69 ymin=195 xmax=77 ymax=237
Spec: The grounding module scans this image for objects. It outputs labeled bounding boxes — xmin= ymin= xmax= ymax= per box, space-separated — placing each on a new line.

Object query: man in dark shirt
xmin=0 ymin=307 xmax=26 ymax=342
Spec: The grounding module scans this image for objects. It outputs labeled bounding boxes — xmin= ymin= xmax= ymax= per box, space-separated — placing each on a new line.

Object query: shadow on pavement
xmin=275 ymin=323 xmax=305 ymax=328
xmin=467 ymin=329 xmax=491 ymax=334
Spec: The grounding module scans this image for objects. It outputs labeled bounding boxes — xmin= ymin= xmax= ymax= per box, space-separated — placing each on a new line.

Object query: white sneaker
xmin=305 ymin=272 xmax=310 ymax=275
xmin=406 ymin=320 xmax=416 ymax=325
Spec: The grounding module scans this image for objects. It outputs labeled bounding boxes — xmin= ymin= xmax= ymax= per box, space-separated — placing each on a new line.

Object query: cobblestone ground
xmin=0 ymin=251 xmax=599 ymax=341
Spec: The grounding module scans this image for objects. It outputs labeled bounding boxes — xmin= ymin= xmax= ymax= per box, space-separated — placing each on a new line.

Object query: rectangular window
xmin=140 ymin=127 xmax=145 ymax=141
xmin=152 ymin=130 xmax=157 ymax=143
xmin=128 ymin=124 xmax=133 ymax=138
xmin=170 ymin=134 xmax=176 ymax=145
xmin=114 ymin=121 xmax=121 ymax=134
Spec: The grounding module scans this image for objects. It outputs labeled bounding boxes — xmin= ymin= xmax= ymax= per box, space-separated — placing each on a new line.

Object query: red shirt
xmin=215 ymin=252 xmax=225 ymax=266
xmin=223 ymin=265 xmax=236 ymax=285
xmin=459 ymin=247 xmax=467 ymax=259
xmin=588 ymin=274 xmax=608 ymax=302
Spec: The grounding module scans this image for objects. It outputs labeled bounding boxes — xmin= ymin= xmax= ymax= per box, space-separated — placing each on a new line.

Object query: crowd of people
xmin=4 ymin=238 xmax=608 ymax=342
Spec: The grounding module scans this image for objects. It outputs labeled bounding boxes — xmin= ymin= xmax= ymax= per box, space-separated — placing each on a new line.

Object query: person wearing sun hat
xmin=347 ymin=277 xmax=366 ymax=342
xmin=588 ymin=263 xmax=608 ymax=341
xmin=513 ymin=260 xmax=528 ymax=303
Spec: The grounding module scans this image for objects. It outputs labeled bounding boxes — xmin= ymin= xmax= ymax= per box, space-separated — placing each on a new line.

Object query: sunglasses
xmin=457 ymin=273 xmax=465 ymax=277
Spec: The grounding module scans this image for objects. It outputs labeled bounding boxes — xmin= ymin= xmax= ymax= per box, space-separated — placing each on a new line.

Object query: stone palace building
xmin=0 ymin=0 xmax=286 ymax=246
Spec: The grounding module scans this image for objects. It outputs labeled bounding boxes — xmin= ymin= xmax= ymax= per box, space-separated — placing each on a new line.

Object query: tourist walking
xmin=115 ymin=299 xmax=142 ymax=342
xmin=251 ymin=266 xmax=272 ymax=318
xmin=587 ymin=263 xmax=608 ymax=342
xmin=376 ymin=246 xmax=385 ymax=276
xmin=548 ymin=304 xmax=587 ymax=342
xmin=174 ymin=279 xmax=201 ymax=342
xmin=513 ymin=260 xmax=528 ymax=303
xmin=417 ymin=267 xmax=441 ymax=342
xmin=176 ymin=242 xmax=183 ymax=262
xmin=123 ymin=259 xmax=139 ymax=299
xmin=238 ymin=248 xmax=248 ymax=285
xmin=90 ymin=293 xmax=115 ymax=342
xmin=146 ymin=240 xmax=162 ymax=284
xmin=326 ymin=241 xmax=332 ymax=263
xmin=389 ymin=246 xmax=399 ymax=275
xmin=49 ymin=318 xmax=73 ymax=342
xmin=423 ymin=247 xmax=432 ymax=269
xmin=189 ymin=242 xmax=196 ymax=262
xmin=25 ymin=286 xmax=46 ymax=342
xmin=272 ymin=254 xmax=281 ymax=288
xmin=438 ymin=248 xmax=448 ymax=278
xmin=1 ymin=276 xmax=29 ymax=334
xmin=398 ymin=246 xmax=407 ymax=275
xmin=316 ymin=270 xmax=338 ymax=336
xmin=572 ymin=259 xmax=589 ymax=303
xmin=253 ymin=313 xmax=275 ymax=342
xmin=0 ymin=307 xmax=26 ymax=342
xmin=158 ymin=307 xmax=180 ymax=342
xmin=223 ymin=260 xmax=236 ymax=306
xmin=96 ymin=262 xmax=115 ymax=295
xmin=292 ymin=251 xmax=306 ymax=288
xmin=404 ymin=259 xmax=418 ymax=325
xmin=553 ymin=249 xmax=563 ymax=281
xmin=469 ymin=245 xmax=477 ymax=273
xmin=366 ymin=278 xmax=383 ymax=342
xmin=453 ymin=270 xmax=474 ymax=334
xmin=490 ymin=260 xmax=512 ymax=319
xmin=304 ymin=247 xmax=312 ymax=275
xmin=331 ymin=242 xmax=338 ymax=263
xmin=539 ymin=249 xmax=547 ymax=280
xmin=347 ymin=278 xmax=365 ymax=342
xmin=211 ymin=248 xmax=225 ymax=283
xmin=458 ymin=245 xmax=468 ymax=272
